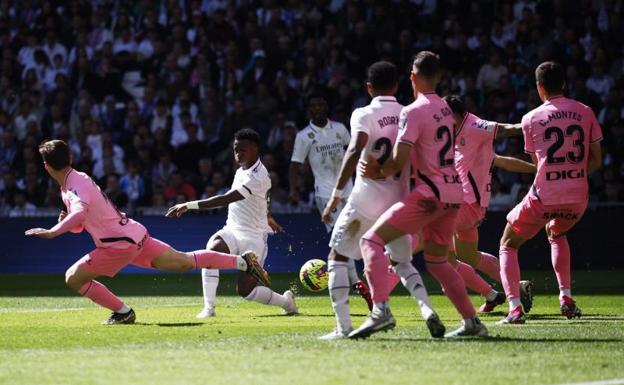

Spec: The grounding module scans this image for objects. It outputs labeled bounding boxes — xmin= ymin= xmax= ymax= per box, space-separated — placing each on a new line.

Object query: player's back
xmin=454 ymin=113 xmax=497 ymax=207
xmin=522 ymin=96 xmax=602 ymax=205
xmin=63 ymin=170 xmax=146 ymax=248
xmin=226 ymin=159 xmax=272 ymax=234
xmin=349 ymin=96 xmax=408 ymax=219
xmin=398 ymin=92 xmax=463 ymax=204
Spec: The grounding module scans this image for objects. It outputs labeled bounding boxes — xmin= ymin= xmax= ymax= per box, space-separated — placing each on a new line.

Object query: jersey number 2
xmin=373 ymin=137 xmax=401 ymax=179
xmin=436 ymin=126 xmax=454 ymax=167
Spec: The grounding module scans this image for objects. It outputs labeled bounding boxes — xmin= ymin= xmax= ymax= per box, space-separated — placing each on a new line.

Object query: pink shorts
xmin=76 ymin=234 xmax=171 ymax=277
xmin=455 ymin=202 xmax=486 ymax=242
xmin=506 ymin=194 xmax=587 ymax=240
xmin=381 ymin=192 xmax=460 ymax=246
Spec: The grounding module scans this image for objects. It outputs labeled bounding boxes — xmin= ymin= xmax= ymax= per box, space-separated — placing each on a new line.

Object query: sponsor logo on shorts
xmin=543 ymin=212 xmax=579 ymax=220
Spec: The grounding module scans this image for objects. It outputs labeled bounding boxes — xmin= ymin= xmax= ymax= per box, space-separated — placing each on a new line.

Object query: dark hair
xmin=38 ymin=139 xmax=70 ymax=170
xmin=306 ymin=91 xmax=327 ymax=104
xmin=443 ymin=95 xmax=466 ymax=115
xmin=234 ymin=128 xmax=260 ymax=146
xmin=367 ymin=61 xmax=398 ymax=91
xmin=412 ymin=51 xmax=441 ymax=78
xmin=535 ymin=61 xmax=565 ymax=94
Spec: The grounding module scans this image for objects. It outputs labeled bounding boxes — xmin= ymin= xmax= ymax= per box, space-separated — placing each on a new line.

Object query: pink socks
xmin=425 ymin=254 xmax=476 ymax=319
xmin=499 ymin=245 xmax=520 ymax=301
xmin=455 ymin=261 xmax=493 ymax=297
xmin=360 ymin=233 xmax=392 ymax=303
xmin=191 ymin=250 xmax=238 ymax=270
xmin=550 ymin=236 xmax=571 ymax=294
xmin=476 ymin=251 xmax=501 ymax=283
xmin=79 ymin=280 xmax=125 ymax=312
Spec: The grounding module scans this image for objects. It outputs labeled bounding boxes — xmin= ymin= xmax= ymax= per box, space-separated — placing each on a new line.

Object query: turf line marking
xmin=0 ymin=302 xmax=204 ymax=313
xmin=548 ymin=378 xmax=624 ymax=385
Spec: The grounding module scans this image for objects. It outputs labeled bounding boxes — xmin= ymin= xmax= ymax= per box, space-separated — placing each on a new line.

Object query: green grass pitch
xmin=0 ymin=271 xmax=623 ymax=385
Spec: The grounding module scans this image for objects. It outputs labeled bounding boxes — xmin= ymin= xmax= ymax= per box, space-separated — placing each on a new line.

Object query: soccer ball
xmin=299 ymin=259 xmax=329 ymax=292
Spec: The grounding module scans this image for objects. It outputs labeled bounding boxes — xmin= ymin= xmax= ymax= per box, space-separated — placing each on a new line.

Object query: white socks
xmin=244 ymin=286 xmax=288 ymax=308
xmin=346 ymin=258 xmax=359 ymax=286
xmin=328 ymin=260 xmax=352 ymax=334
xmin=560 ymin=288 xmax=572 ymax=299
xmin=509 ymin=298 xmax=522 ymax=310
xmin=116 ymin=304 xmax=131 ymax=314
xmin=486 ymin=289 xmax=498 ymax=302
xmin=393 ymin=262 xmax=435 ymax=320
xmin=201 ymin=268 xmax=219 ymax=309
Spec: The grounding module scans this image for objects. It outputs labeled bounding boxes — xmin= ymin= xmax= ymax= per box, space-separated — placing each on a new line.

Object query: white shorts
xmin=328 ymin=202 xmax=376 ymax=260
xmin=209 ymin=227 xmax=268 ymax=266
xmin=315 ymin=196 xmax=348 ymax=232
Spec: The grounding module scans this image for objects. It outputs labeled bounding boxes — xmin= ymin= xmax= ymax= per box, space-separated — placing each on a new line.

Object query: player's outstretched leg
xmin=386 ymin=236 xmax=445 ymax=338
xmin=424 ymin=254 xmax=487 ymax=338
xmin=550 ymin=236 xmax=581 ymax=319
xmin=454 ymin=261 xmax=505 ymax=313
xmin=349 ymin=232 xmax=397 ymax=339
xmin=476 ymin=251 xmax=501 ymax=283
xmin=197 ymin=268 xmax=219 ymax=318
xmin=240 ymin=276 xmax=298 ymax=315
xmin=320 ymin=259 xmax=353 ymax=339
xmin=498 ymin=225 xmax=528 ymax=324
xmin=65 ymin=262 xmax=135 ymax=325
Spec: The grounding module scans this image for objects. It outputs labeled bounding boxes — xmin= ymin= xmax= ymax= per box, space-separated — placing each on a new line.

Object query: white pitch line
xmin=0 ymin=302 xmax=203 ymax=313
xmin=547 ymin=378 xmax=624 ymax=385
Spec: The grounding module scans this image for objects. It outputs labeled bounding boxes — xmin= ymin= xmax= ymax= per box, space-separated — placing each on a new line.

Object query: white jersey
xmin=291 ymin=119 xmax=353 ymax=199
xmin=225 ymin=158 xmax=272 ymax=235
xmin=348 ymin=96 xmax=409 ymax=219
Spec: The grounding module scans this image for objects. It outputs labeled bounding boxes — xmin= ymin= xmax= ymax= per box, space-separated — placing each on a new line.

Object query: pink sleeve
xmin=397 ymin=109 xmax=419 ymax=144
xmin=588 ymin=109 xmax=603 ymax=143
xmin=50 ymin=202 xmax=87 ymax=237
xmin=474 ymin=119 xmax=497 ymax=142
xmin=521 ymin=114 xmax=535 ymax=153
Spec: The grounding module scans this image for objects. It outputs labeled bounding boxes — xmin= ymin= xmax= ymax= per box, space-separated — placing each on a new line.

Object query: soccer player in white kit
xmin=167 ymin=129 xmax=298 ymax=317
xmin=318 ymin=61 xmax=444 ymax=340
xmin=288 ymin=93 xmax=371 ymax=306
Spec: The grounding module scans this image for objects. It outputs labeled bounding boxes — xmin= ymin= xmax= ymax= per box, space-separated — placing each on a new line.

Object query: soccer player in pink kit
xmin=498 ymin=61 xmax=603 ymax=324
xmin=349 ymin=51 xmax=487 ymax=339
xmin=25 ymin=140 xmax=270 ymax=325
xmin=444 ymin=95 xmax=536 ymax=313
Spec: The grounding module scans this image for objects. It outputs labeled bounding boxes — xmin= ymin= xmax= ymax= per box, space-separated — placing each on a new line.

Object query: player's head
xmin=233 ymin=128 xmax=260 ymax=168
xmin=307 ymin=92 xmax=328 ymax=124
xmin=410 ymin=51 xmax=441 ymax=92
xmin=443 ymin=94 xmax=466 ymax=127
xmin=38 ymin=139 xmax=71 ymax=174
xmin=535 ymin=61 xmax=565 ymax=101
xmin=367 ymin=61 xmax=398 ymax=96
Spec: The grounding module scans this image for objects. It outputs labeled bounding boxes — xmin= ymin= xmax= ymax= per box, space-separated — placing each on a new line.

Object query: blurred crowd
xmin=0 ymin=0 xmax=622 ymax=217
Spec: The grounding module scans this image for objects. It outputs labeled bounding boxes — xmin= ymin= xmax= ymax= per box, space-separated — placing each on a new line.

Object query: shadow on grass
xmin=526 ymin=313 xmax=624 ymax=321
xmin=254 ymin=312 xmax=368 ymax=318
xmin=134 ymin=322 xmax=204 ymax=327
xmin=370 ymin=336 xmax=624 ymax=343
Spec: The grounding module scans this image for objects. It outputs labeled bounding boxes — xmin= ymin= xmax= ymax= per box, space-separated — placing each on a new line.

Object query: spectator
xmin=163 ymin=171 xmax=197 ymax=203
xmin=104 ymin=174 xmax=129 ymax=209
xmin=120 ymin=161 xmax=146 ymax=207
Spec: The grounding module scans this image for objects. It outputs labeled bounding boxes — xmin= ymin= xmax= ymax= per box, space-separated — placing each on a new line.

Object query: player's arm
xmin=165 ymin=189 xmax=244 ymax=218
xmin=493 ymin=155 xmax=536 ymax=173
xmin=288 ymin=161 xmax=302 ymax=205
xmin=322 ymin=131 xmax=368 ymax=223
xmin=360 ymin=141 xmax=411 ymax=179
xmin=587 ymin=141 xmax=602 ymax=174
xmin=266 ymin=188 xmax=284 ymax=233
xmin=25 ymin=202 xmax=88 ymax=239
xmin=495 ymin=123 xmax=522 ymax=140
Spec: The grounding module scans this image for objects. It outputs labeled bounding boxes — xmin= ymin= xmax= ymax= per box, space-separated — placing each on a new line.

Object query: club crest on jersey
xmin=308 ymin=132 xmax=315 ymax=139
xmin=399 ymin=114 xmax=408 ymax=134
xmin=460 ymin=138 xmax=466 ymax=146
xmin=476 ymin=119 xmax=496 ymax=132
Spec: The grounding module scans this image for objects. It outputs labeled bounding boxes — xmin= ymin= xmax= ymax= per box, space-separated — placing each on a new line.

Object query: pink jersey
xmin=522 ymin=96 xmax=603 ymax=205
xmin=398 ymin=92 xmax=463 ymax=204
xmin=454 ymin=113 xmax=497 ymax=207
xmin=62 ymin=169 xmax=147 ymax=249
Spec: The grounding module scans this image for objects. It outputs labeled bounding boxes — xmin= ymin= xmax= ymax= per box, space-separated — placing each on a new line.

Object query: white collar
xmin=372 ymin=96 xmax=397 ymax=104
xmin=309 ymin=120 xmax=330 ymax=131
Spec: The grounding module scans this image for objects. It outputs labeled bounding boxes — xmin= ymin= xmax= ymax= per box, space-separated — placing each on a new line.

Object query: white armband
xmin=331 ymin=188 xmax=343 ymax=199
xmin=186 ymin=201 xmax=200 ymax=210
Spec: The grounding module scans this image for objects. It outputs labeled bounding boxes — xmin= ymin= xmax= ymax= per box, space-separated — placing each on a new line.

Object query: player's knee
xmin=64 ymin=269 xmax=82 ymax=291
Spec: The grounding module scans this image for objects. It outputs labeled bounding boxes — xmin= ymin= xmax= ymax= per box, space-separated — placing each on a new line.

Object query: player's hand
xmin=322 ymin=196 xmax=340 ymax=224
xmin=359 ymin=155 xmax=382 ymax=179
xmin=58 ymin=211 xmax=67 ymax=222
xmin=268 ymin=216 xmax=284 ymax=233
xmin=288 ymin=190 xmax=300 ymax=206
xmin=165 ymin=203 xmax=188 ymax=218
xmin=25 ymin=228 xmax=56 ymax=239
